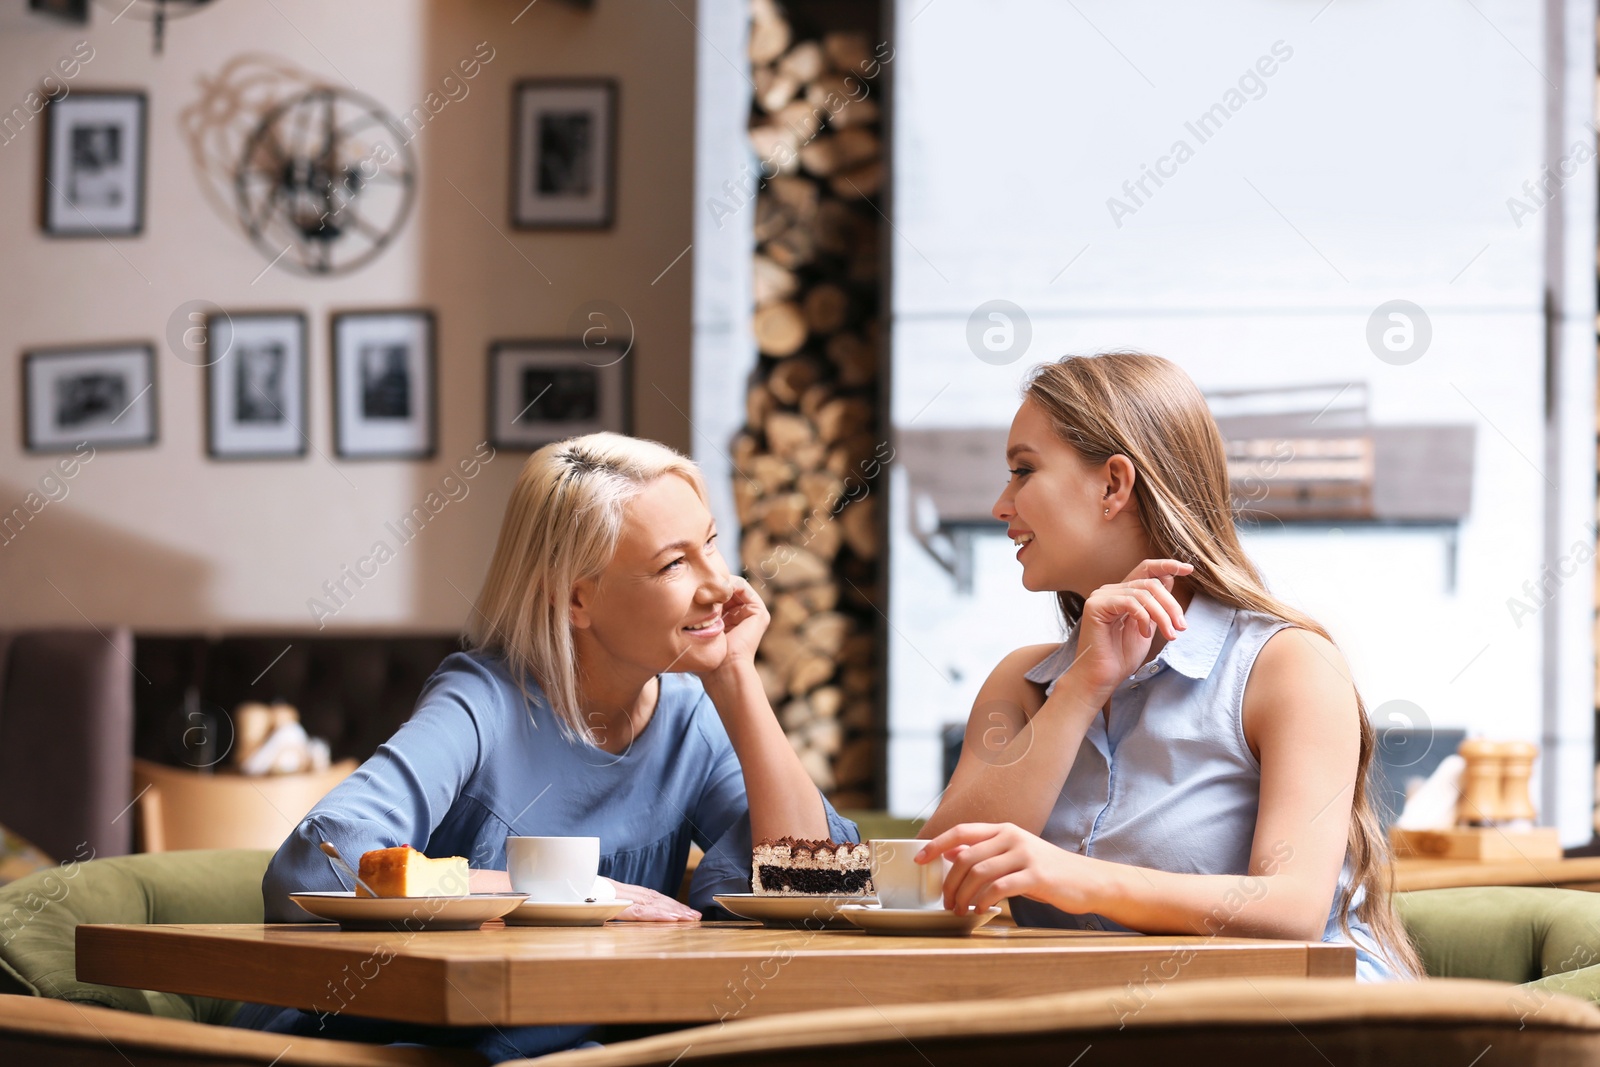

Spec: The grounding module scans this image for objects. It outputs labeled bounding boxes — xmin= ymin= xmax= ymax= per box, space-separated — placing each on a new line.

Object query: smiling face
xmin=992 ymin=398 xmax=1129 ymax=595
xmin=570 ymin=473 xmax=734 ymax=678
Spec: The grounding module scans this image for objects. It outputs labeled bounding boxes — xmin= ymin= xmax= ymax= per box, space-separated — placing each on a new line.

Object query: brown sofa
xmin=531 ymin=977 xmax=1600 ymax=1066
xmin=0 ymin=629 xmax=134 ymax=861
xmin=0 ymin=995 xmax=483 ymax=1066
xmin=133 ymin=633 xmax=463 ymax=767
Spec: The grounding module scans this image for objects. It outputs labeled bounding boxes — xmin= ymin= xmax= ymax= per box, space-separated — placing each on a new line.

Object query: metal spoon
xmin=319 ymin=841 xmax=379 ymax=898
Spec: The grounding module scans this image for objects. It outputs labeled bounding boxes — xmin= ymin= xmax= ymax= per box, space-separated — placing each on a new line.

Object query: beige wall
xmin=0 ymin=0 xmax=694 ymax=633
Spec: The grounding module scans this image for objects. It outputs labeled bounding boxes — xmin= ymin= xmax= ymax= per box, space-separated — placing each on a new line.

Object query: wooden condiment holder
xmin=1390 ymin=738 xmax=1562 ymax=862
xmin=1455 ymin=738 xmax=1506 ymax=826
xmin=1498 ymin=740 xmax=1538 ymax=828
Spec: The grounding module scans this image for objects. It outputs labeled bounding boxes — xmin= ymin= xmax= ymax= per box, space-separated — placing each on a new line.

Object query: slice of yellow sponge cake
xmin=356 ymin=845 xmax=469 ymax=898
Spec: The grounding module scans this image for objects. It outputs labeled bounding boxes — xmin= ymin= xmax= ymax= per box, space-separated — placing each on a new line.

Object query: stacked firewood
xmin=735 ymin=1 xmax=885 ymax=810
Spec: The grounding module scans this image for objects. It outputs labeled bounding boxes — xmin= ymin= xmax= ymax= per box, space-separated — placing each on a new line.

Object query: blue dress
xmin=237 ymin=651 xmax=860 ymax=1060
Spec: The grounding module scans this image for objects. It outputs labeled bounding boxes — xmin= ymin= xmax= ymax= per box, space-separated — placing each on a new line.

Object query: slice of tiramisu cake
xmin=751 ymin=837 xmax=873 ymax=896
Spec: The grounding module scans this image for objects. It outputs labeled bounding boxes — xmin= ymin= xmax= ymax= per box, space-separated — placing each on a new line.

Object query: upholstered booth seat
xmin=527 ymin=977 xmax=1600 ymax=1067
xmin=0 ymin=628 xmax=135 ymax=861
xmin=1397 ymin=886 xmax=1600 ymax=1003
xmin=134 ymin=634 xmax=463 ymax=769
xmin=0 ymin=849 xmax=271 ymax=1022
xmin=0 ymin=848 xmax=485 ymax=1065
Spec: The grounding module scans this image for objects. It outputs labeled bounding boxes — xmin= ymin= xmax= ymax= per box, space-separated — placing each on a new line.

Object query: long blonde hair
xmin=1024 ymin=352 xmax=1421 ymax=978
xmin=467 ymin=432 xmax=709 ymax=743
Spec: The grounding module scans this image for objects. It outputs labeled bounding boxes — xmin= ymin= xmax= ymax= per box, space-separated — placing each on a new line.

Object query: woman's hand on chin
xmin=697 ymin=576 xmax=770 ymax=684
xmin=1068 ymin=558 xmax=1192 ymax=697
xmin=602 ymin=879 xmax=702 ymax=921
xmin=917 ymin=822 xmax=1090 ymax=914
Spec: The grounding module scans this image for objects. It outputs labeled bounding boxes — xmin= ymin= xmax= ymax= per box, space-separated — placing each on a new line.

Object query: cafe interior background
xmin=0 ymin=0 xmax=1596 ymax=872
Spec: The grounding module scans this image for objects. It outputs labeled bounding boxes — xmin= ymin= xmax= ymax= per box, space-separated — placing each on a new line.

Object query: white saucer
xmin=289 ymin=891 xmax=527 ymax=931
xmin=713 ymin=893 xmax=877 ymax=927
xmin=504 ymin=898 xmax=635 ymax=926
xmin=839 ymin=904 xmax=1001 ymax=936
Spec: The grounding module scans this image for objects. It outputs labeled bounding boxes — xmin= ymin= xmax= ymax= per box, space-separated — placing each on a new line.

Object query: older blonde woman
xmin=249 ymin=433 xmax=856 ymax=1059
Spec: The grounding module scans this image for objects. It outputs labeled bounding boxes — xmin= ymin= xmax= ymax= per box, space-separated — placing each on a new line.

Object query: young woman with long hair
xmin=916 ymin=352 xmax=1419 ymax=981
xmin=249 ymin=433 xmax=857 ymax=1059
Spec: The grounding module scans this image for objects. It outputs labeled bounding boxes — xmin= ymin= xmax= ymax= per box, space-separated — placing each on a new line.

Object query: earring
xmin=1103 ymin=508 xmax=1110 ymax=517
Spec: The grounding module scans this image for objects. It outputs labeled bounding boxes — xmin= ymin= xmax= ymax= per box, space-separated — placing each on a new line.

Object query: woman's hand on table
xmin=601 ymin=879 xmax=701 ymax=921
xmin=474 ymin=871 xmax=699 ymax=920
xmin=917 ymin=822 xmax=1095 ymax=914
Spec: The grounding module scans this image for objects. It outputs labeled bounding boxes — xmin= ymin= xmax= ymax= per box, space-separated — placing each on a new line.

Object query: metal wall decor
xmin=234 ymin=87 xmax=416 ymax=276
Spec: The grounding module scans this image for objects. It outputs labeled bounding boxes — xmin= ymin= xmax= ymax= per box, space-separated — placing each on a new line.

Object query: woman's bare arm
xmin=918 ymin=644 xmax=1101 ymax=839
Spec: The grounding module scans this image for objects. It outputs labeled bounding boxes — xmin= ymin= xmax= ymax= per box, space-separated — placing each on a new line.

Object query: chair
xmin=0 ymin=849 xmax=272 ymax=1020
xmin=1396 ymin=886 xmax=1600 ymax=1002
xmin=132 ymin=757 xmax=356 ymax=852
xmin=0 ymin=628 xmax=135 ymax=861
xmin=0 ymin=848 xmax=487 ymax=1065
xmin=525 ymin=977 xmax=1600 ymax=1066
xmin=834 ymin=810 xmax=924 ymax=842
xmin=0 ymin=994 xmax=483 ymax=1066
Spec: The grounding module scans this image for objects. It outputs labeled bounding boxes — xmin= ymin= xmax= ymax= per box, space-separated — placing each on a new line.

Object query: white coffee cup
xmin=506 ymin=836 xmax=600 ymax=902
xmin=870 ymin=838 xmax=949 ymax=910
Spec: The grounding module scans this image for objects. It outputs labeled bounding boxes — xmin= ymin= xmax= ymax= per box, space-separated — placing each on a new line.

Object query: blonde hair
xmin=1024 ymin=352 xmax=1422 ymax=978
xmin=467 ymin=432 xmax=709 ymax=743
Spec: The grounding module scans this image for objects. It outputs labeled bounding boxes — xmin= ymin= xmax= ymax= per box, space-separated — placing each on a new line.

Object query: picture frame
xmin=331 ymin=309 xmax=436 ymax=460
xmin=488 ymin=340 xmax=630 ymax=451
xmin=28 ymin=0 xmax=89 ymax=22
xmin=23 ymin=342 xmax=157 ymax=453
xmin=205 ymin=311 xmax=309 ymax=460
xmin=41 ymin=90 xmax=146 ymax=237
xmin=511 ymin=79 xmax=617 ymax=229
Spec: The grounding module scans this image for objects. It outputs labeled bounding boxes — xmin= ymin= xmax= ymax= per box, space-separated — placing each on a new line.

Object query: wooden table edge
xmin=75 ymin=922 xmax=1356 ymax=1026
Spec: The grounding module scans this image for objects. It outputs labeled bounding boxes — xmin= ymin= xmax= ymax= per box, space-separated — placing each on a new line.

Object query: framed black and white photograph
xmin=332 ymin=309 xmax=435 ymax=459
xmin=488 ymin=340 xmax=629 ymax=450
xmin=41 ymin=90 xmax=146 ymax=236
xmin=205 ymin=311 xmax=308 ymax=460
xmin=511 ymin=79 xmax=616 ymax=229
xmin=23 ymin=343 xmax=156 ymax=452
xmin=28 ymin=0 xmax=89 ymax=22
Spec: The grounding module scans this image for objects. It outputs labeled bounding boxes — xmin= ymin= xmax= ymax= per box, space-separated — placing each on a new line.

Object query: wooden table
xmin=77 ymin=920 xmax=1353 ymax=1027
xmin=1394 ymin=855 xmax=1600 ymax=893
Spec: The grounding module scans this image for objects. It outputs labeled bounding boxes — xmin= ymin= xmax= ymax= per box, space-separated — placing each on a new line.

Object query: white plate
xmin=289 ymin=891 xmax=527 ymax=931
xmin=714 ymin=893 xmax=877 ymax=927
xmin=839 ymin=905 xmax=1001 ymax=936
xmin=504 ymin=898 xmax=635 ymax=926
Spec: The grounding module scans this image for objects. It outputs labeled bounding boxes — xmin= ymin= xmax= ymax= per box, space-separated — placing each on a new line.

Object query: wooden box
xmin=1389 ymin=826 xmax=1563 ymax=862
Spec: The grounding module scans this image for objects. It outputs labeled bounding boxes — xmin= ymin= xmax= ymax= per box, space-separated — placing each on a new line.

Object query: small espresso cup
xmin=506 ymin=836 xmax=600 ymax=902
xmin=870 ymin=838 xmax=949 ymax=910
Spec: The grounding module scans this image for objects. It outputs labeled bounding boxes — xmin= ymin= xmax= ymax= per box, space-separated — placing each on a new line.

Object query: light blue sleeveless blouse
xmin=1013 ymin=591 xmax=1400 ymax=981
